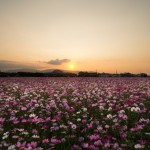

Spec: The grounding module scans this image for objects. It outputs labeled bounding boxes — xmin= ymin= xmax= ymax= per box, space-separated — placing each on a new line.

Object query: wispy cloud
xmin=47 ymin=59 xmax=70 ymax=65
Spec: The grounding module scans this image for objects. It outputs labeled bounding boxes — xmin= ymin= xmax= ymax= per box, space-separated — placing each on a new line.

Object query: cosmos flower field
xmin=0 ymin=77 xmax=150 ymax=150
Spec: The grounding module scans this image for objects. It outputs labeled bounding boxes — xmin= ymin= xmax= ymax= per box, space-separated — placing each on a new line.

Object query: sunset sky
xmin=0 ymin=0 xmax=150 ymax=73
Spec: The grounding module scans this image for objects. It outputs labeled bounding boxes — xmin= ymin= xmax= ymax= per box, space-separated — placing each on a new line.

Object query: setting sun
xmin=69 ymin=64 xmax=74 ymax=70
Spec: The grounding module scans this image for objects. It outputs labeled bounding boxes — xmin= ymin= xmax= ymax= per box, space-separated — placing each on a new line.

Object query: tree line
xmin=0 ymin=70 xmax=148 ymax=77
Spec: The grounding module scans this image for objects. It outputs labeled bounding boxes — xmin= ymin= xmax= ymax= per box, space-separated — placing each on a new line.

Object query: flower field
xmin=0 ymin=77 xmax=150 ymax=150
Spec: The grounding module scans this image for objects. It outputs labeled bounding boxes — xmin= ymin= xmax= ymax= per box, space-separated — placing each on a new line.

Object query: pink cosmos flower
xmin=0 ymin=117 xmax=5 ymax=123
xmin=87 ymin=123 xmax=93 ymax=129
xmin=16 ymin=142 xmax=26 ymax=148
xmin=48 ymin=90 xmax=54 ymax=94
xmin=104 ymin=142 xmax=110 ymax=148
xmin=120 ymin=132 xmax=127 ymax=139
xmin=71 ymin=124 xmax=77 ymax=129
xmin=89 ymin=134 xmax=100 ymax=141
xmin=42 ymin=139 xmax=49 ymax=143
xmin=21 ymin=107 xmax=27 ymax=110
xmin=27 ymin=142 xmax=37 ymax=148
xmin=51 ymin=138 xmax=61 ymax=143
xmin=82 ymin=143 xmax=89 ymax=148
xmin=21 ymin=119 xmax=27 ymax=124
xmin=94 ymin=140 xmax=102 ymax=146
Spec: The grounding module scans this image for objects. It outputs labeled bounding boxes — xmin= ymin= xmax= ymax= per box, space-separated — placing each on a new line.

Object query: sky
xmin=0 ymin=0 xmax=150 ymax=73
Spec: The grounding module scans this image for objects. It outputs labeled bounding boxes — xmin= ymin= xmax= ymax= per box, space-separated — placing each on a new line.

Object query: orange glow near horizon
xmin=69 ymin=64 xmax=75 ymax=70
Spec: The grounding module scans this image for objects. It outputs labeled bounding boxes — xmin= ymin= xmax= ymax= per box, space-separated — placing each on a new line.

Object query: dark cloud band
xmin=0 ymin=60 xmax=38 ymax=71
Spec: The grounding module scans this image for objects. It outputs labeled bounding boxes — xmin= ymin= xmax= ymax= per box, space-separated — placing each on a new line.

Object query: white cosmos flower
xmin=105 ymin=125 xmax=110 ymax=128
xmin=107 ymin=114 xmax=113 ymax=119
xmin=134 ymin=144 xmax=144 ymax=149
xmin=61 ymin=138 xmax=66 ymax=142
xmin=3 ymin=132 xmax=9 ymax=135
xmin=113 ymin=118 xmax=118 ymax=123
xmin=18 ymin=129 xmax=24 ymax=132
xmin=68 ymin=121 xmax=73 ymax=125
xmin=7 ymin=145 xmax=16 ymax=150
xmin=2 ymin=135 xmax=9 ymax=139
xmin=108 ymin=107 xmax=112 ymax=111
xmin=32 ymin=135 xmax=40 ymax=138
xmin=82 ymin=108 xmax=87 ymax=112
xmin=145 ymin=132 xmax=150 ymax=135
xmin=131 ymin=107 xmax=140 ymax=112
xmin=119 ymin=110 xmax=125 ymax=114
xmin=77 ymin=118 xmax=81 ymax=122
xmin=29 ymin=113 xmax=36 ymax=118
xmin=35 ymin=104 xmax=39 ymax=107
xmin=22 ymin=131 xmax=29 ymax=135
xmin=99 ymin=106 xmax=104 ymax=110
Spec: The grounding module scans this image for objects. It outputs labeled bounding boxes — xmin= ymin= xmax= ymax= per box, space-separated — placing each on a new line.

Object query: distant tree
xmin=139 ymin=73 xmax=148 ymax=77
xmin=120 ymin=73 xmax=135 ymax=77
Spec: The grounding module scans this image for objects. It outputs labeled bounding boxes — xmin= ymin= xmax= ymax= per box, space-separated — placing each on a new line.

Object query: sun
xmin=69 ymin=64 xmax=74 ymax=70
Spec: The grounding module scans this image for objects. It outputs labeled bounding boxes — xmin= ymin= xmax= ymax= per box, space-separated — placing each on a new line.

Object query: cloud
xmin=47 ymin=59 xmax=70 ymax=65
xmin=0 ymin=60 xmax=39 ymax=71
